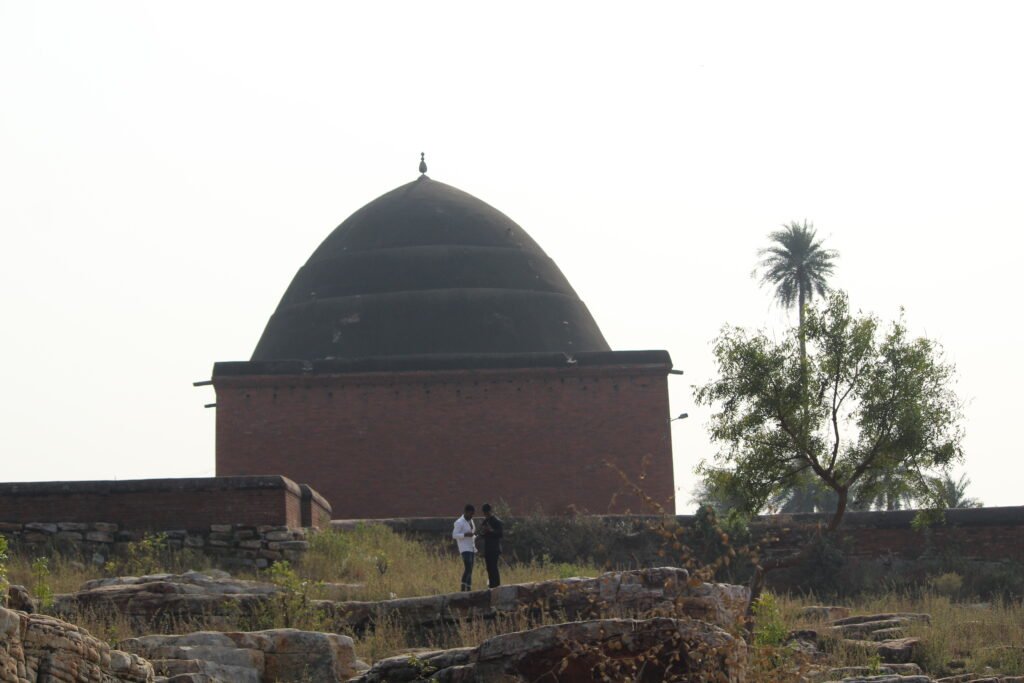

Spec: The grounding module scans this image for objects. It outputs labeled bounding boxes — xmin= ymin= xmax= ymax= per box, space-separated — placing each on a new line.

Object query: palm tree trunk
xmin=798 ymin=286 xmax=806 ymax=362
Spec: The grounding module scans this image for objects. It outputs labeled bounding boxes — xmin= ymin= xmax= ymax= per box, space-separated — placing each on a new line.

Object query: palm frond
xmin=755 ymin=220 xmax=838 ymax=312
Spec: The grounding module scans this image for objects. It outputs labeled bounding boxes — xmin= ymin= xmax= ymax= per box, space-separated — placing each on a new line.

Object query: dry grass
xmin=776 ymin=589 xmax=1024 ymax=678
xmin=6 ymin=553 xmax=100 ymax=595
xmin=301 ymin=524 xmax=598 ymax=601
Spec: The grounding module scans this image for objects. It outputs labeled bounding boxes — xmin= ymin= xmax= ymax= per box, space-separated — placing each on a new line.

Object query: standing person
xmin=479 ymin=503 xmax=504 ymax=588
xmin=452 ymin=504 xmax=476 ymax=591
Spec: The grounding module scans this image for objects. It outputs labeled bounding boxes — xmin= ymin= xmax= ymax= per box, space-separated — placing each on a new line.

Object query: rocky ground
xmin=4 ymin=569 xmax=1023 ymax=682
xmin=5 ymin=567 xmax=750 ymax=682
xmin=51 ymin=566 xmax=748 ymax=635
xmin=788 ymin=606 xmax=1023 ymax=683
xmin=0 ymin=605 xmax=153 ymax=683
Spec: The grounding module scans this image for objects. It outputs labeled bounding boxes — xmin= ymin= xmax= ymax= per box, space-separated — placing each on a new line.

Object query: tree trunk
xmin=828 ymin=486 xmax=848 ymax=532
xmin=798 ymin=285 xmax=806 ymax=362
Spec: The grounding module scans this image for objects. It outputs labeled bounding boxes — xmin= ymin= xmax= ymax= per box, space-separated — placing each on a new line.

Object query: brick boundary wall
xmin=0 ymin=476 xmax=331 ymax=532
xmin=214 ymin=356 xmax=675 ymax=519
xmin=335 ymin=506 xmax=1024 ymax=566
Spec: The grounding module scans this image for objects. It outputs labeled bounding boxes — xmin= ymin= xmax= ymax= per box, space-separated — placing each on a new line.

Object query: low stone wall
xmin=0 ymin=522 xmax=310 ymax=570
xmin=0 ymin=476 xmax=331 ymax=531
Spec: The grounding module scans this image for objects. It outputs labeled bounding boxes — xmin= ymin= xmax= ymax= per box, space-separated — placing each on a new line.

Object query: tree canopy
xmin=694 ymin=292 xmax=964 ymax=530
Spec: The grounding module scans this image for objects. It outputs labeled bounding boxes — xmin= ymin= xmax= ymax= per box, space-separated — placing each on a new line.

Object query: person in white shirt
xmin=452 ymin=504 xmax=477 ymax=591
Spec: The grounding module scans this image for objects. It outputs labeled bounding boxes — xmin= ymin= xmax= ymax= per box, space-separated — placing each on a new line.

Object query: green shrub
xmin=506 ymin=512 xmax=648 ymax=566
xmin=104 ymin=533 xmax=170 ymax=576
xmin=31 ymin=557 xmax=54 ymax=610
xmin=929 ymin=571 xmax=963 ymax=598
xmin=788 ymin=533 xmax=846 ymax=597
xmin=0 ymin=535 xmax=8 ymax=604
xmin=245 ymin=561 xmax=328 ymax=631
xmin=752 ymin=592 xmax=788 ymax=646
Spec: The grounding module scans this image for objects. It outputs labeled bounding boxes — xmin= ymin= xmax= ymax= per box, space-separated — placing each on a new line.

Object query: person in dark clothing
xmin=479 ymin=503 xmax=504 ymax=588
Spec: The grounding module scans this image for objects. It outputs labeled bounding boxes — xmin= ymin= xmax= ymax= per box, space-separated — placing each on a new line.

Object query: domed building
xmin=212 ymin=162 xmax=675 ymax=518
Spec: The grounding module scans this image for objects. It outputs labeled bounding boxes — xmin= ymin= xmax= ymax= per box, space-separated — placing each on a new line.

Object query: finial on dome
xmin=418 ymin=152 xmax=428 ymax=175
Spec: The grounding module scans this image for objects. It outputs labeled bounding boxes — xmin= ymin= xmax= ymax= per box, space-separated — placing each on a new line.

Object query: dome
xmin=251 ymin=175 xmax=610 ymax=361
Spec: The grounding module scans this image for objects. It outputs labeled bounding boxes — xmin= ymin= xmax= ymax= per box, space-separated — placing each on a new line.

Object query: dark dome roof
xmin=251 ymin=176 xmax=610 ymax=361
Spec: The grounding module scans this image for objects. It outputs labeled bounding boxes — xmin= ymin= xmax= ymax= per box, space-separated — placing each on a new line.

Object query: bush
xmin=244 ymin=561 xmax=328 ymax=631
xmin=104 ymin=533 xmax=175 ymax=576
xmin=752 ymin=592 xmax=788 ymax=646
xmin=688 ymin=505 xmax=754 ymax=583
xmin=929 ymin=571 xmax=963 ymax=597
xmin=784 ymin=533 xmax=846 ymax=597
xmin=0 ymin=535 xmax=8 ymax=605
xmin=31 ymin=557 xmax=54 ymax=610
xmin=102 ymin=532 xmax=201 ymax=581
xmin=502 ymin=513 xmax=647 ymax=567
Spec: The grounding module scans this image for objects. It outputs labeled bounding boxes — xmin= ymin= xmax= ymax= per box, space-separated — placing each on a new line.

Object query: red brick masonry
xmin=214 ymin=353 xmax=675 ymax=518
xmin=348 ymin=506 xmax=1024 ymax=566
xmin=0 ymin=476 xmax=331 ymax=531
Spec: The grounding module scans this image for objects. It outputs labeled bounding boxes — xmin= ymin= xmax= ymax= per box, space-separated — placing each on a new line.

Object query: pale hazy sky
xmin=2 ymin=2 xmax=1022 ymax=510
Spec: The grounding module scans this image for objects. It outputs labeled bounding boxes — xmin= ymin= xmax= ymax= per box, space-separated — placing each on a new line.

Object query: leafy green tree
xmin=695 ymin=292 xmax=964 ymax=531
xmin=757 ymin=220 xmax=838 ymax=359
xmin=691 ymin=468 xmax=751 ymax=515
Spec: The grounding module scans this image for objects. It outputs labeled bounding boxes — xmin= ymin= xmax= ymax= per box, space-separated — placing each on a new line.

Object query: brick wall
xmin=0 ymin=477 xmax=331 ymax=532
xmin=344 ymin=506 xmax=1024 ymax=567
xmin=756 ymin=506 xmax=1024 ymax=564
xmin=214 ymin=362 xmax=674 ymax=519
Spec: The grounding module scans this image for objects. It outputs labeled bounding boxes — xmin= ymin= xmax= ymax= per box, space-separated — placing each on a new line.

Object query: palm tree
xmin=928 ymin=473 xmax=983 ymax=509
xmin=756 ymin=220 xmax=839 ymax=358
xmin=769 ymin=472 xmax=839 ymax=514
xmin=850 ymin=468 xmax=917 ymax=511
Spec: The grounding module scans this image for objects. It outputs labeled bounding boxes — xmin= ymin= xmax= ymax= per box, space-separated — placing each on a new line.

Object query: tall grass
xmin=302 ymin=524 xmax=599 ymax=601
xmin=776 ymin=588 xmax=1024 ymax=678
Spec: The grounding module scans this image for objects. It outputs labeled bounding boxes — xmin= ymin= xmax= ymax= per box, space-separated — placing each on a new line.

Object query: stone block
xmin=25 ymin=522 xmax=57 ymax=534
xmin=57 ymin=522 xmax=90 ymax=531
xmin=86 ymin=531 xmax=115 ymax=543
xmin=272 ymin=540 xmax=310 ymax=552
